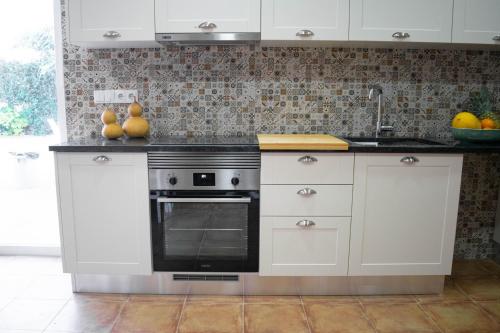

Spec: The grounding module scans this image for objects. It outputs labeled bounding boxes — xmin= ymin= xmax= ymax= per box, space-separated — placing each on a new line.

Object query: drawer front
xmin=260 ymin=216 xmax=350 ymax=276
xmin=261 ymin=152 xmax=354 ymax=184
xmin=261 ymin=185 xmax=352 ymax=216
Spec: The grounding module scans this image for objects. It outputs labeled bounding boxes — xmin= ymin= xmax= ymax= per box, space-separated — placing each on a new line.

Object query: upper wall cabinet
xmin=155 ymin=0 xmax=260 ymax=33
xmin=68 ymin=0 xmax=157 ymax=48
xmin=453 ymin=0 xmax=500 ymax=45
xmin=261 ymin=0 xmax=349 ymax=41
xmin=349 ymin=0 xmax=453 ymax=43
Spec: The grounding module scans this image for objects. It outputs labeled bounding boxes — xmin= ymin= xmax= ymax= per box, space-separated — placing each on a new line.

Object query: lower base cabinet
xmin=348 ymin=153 xmax=463 ymax=276
xmin=55 ymin=152 xmax=152 ymax=275
xmin=259 ymin=217 xmax=350 ymax=276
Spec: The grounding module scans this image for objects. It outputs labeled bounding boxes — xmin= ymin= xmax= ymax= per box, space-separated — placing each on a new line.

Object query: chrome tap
xmin=368 ymin=85 xmax=394 ymax=138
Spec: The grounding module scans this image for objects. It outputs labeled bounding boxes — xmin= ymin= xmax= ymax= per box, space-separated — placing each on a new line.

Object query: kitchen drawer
xmin=261 ymin=152 xmax=354 ymax=185
xmin=260 ymin=216 xmax=350 ymax=276
xmin=261 ymin=185 xmax=352 ymax=217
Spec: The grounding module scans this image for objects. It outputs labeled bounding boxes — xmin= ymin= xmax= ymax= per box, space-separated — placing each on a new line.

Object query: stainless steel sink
xmin=345 ymin=137 xmax=445 ymax=147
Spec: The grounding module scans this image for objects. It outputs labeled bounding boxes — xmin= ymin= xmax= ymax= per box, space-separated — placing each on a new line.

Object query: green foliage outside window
xmin=0 ymin=29 xmax=57 ymax=136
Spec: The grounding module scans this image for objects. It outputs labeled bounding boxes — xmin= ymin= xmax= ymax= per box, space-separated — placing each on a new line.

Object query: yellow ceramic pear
xmin=122 ymin=98 xmax=149 ymax=138
xmin=101 ymin=107 xmax=124 ymax=139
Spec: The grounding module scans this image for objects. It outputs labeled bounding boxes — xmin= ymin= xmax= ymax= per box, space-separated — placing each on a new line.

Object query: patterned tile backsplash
xmin=60 ymin=1 xmax=500 ymax=259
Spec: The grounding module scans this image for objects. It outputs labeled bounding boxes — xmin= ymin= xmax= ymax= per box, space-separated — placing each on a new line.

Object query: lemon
xmin=452 ymin=112 xmax=481 ymax=129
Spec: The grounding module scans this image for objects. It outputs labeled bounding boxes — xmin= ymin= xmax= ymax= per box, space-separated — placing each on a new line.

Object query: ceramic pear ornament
xmin=100 ymin=107 xmax=124 ymax=139
xmin=122 ymin=98 xmax=149 ymax=138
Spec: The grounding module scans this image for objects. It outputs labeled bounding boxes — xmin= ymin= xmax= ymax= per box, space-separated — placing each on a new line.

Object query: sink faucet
xmin=368 ymin=85 xmax=394 ymax=138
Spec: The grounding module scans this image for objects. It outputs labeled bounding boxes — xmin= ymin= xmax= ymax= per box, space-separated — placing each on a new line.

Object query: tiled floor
xmin=1 ymin=257 xmax=500 ymax=332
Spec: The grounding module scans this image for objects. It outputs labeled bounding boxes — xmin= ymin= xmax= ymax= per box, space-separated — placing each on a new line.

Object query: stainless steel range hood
xmin=155 ymin=32 xmax=260 ymax=45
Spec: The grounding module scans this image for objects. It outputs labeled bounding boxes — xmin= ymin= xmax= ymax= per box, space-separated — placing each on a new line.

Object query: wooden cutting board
xmin=257 ymin=134 xmax=349 ymax=151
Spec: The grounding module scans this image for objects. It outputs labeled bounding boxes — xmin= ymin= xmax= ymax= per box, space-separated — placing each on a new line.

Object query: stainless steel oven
xmin=149 ymin=152 xmax=260 ymax=273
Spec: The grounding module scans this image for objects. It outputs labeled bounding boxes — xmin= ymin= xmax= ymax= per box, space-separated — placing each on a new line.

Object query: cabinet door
xmin=68 ymin=0 xmax=156 ymax=47
xmin=349 ymin=154 xmax=463 ymax=276
xmin=349 ymin=0 xmax=453 ymax=43
xmin=453 ymin=0 xmax=500 ymax=45
xmin=155 ymin=0 xmax=260 ymax=33
xmin=261 ymin=0 xmax=349 ymax=41
xmin=56 ymin=153 xmax=152 ymax=275
xmin=260 ymin=217 xmax=350 ymax=276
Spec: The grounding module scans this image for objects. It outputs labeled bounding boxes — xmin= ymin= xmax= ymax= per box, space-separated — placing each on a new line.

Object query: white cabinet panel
xmin=349 ymin=154 xmax=463 ymax=276
xmin=261 ymin=153 xmax=354 ymax=185
xmin=453 ymin=0 xmax=500 ymax=45
xmin=349 ymin=0 xmax=453 ymax=43
xmin=56 ymin=153 xmax=152 ymax=275
xmin=68 ymin=0 xmax=156 ymax=47
xmin=261 ymin=185 xmax=353 ymax=217
xmin=260 ymin=217 xmax=350 ymax=276
xmin=155 ymin=0 xmax=260 ymax=33
xmin=261 ymin=0 xmax=349 ymax=41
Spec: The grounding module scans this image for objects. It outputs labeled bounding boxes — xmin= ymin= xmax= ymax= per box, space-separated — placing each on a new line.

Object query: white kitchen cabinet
xmin=68 ymin=0 xmax=157 ymax=48
xmin=261 ymin=0 xmax=349 ymax=41
xmin=55 ymin=153 xmax=152 ymax=275
xmin=155 ymin=0 xmax=260 ymax=33
xmin=349 ymin=0 xmax=453 ymax=43
xmin=349 ymin=154 xmax=463 ymax=276
xmin=452 ymin=0 xmax=500 ymax=45
xmin=260 ymin=217 xmax=350 ymax=276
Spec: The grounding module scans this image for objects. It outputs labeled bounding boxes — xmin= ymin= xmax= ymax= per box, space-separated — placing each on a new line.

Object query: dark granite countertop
xmin=49 ymin=136 xmax=500 ymax=153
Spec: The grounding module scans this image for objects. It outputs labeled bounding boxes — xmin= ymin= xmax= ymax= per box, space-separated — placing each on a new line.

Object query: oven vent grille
xmin=148 ymin=152 xmax=261 ymax=169
xmin=173 ymin=274 xmax=239 ymax=281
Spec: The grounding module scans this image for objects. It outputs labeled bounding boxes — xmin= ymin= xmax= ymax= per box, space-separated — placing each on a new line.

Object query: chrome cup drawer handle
xmin=296 ymin=29 xmax=314 ymax=37
xmin=103 ymin=31 xmax=121 ymax=39
xmin=297 ymin=188 xmax=317 ymax=196
xmin=400 ymin=156 xmax=419 ymax=164
xmin=298 ymin=155 xmax=318 ymax=164
xmin=296 ymin=219 xmax=316 ymax=228
xmin=198 ymin=22 xmax=217 ymax=29
xmin=93 ymin=155 xmax=111 ymax=163
xmin=392 ymin=32 xmax=410 ymax=39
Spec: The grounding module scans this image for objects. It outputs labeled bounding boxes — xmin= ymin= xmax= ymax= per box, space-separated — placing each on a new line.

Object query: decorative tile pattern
xmin=58 ymin=0 xmax=500 ymax=259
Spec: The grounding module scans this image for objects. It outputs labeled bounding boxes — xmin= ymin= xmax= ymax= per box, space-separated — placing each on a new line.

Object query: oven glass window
xmin=162 ymin=203 xmax=248 ymax=261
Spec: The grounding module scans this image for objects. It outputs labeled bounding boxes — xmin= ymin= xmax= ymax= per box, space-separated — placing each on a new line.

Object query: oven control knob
xmin=169 ymin=177 xmax=177 ymax=186
xmin=231 ymin=177 xmax=240 ymax=186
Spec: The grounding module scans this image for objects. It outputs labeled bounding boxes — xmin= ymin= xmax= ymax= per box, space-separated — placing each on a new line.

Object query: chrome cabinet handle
xmin=9 ymin=152 xmax=39 ymax=160
xmin=493 ymin=35 xmax=500 ymax=41
xmin=198 ymin=22 xmax=217 ymax=29
xmin=392 ymin=32 xmax=410 ymax=39
xmin=400 ymin=156 xmax=419 ymax=165
xmin=158 ymin=197 xmax=251 ymax=204
xmin=297 ymin=188 xmax=317 ymax=196
xmin=93 ymin=155 xmax=111 ymax=163
xmin=103 ymin=31 xmax=121 ymax=38
xmin=298 ymin=155 xmax=318 ymax=164
xmin=296 ymin=219 xmax=316 ymax=228
xmin=296 ymin=29 xmax=314 ymax=37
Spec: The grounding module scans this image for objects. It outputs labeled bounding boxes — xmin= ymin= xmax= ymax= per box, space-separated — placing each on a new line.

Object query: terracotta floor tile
xmin=111 ymin=302 xmax=182 ymax=333
xmin=363 ymin=303 xmax=439 ymax=333
xmin=478 ymin=301 xmax=500 ymax=323
xmin=129 ymin=294 xmax=186 ymax=303
xmin=0 ymin=275 xmax=34 ymax=298
xmin=305 ymin=303 xmax=375 ymax=333
xmin=186 ymin=295 xmax=243 ymax=304
xmin=47 ymin=298 xmax=124 ymax=333
xmin=19 ymin=274 xmax=73 ymax=300
xmin=0 ymin=330 xmax=45 ymax=333
xmin=178 ymin=303 xmax=242 ymax=333
xmin=73 ymin=293 xmax=129 ymax=302
xmin=302 ymin=295 xmax=359 ymax=304
xmin=245 ymin=295 xmax=301 ymax=304
xmin=455 ymin=279 xmax=500 ymax=301
xmin=416 ymin=281 xmax=469 ymax=303
xmin=480 ymin=260 xmax=500 ymax=275
xmin=0 ymin=299 xmax=67 ymax=330
xmin=245 ymin=304 xmax=309 ymax=333
xmin=423 ymin=302 xmax=499 ymax=333
xmin=0 ymin=298 xmax=13 ymax=311
xmin=452 ymin=260 xmax=492 ymax=278
xmin=359 ymin=294 xmax=417 ymax=304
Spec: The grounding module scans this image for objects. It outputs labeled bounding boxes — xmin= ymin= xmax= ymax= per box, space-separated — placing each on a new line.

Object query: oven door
xmin=151 ymin=191 xmax=259 ymax=272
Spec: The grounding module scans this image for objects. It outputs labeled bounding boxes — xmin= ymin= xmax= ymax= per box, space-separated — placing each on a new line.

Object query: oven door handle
xmin=157 ymin=197 xmax=252 ymax=203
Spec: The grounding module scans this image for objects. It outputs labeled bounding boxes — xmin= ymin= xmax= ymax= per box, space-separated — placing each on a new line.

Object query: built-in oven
xmin=148 ymin=152 xmax=260 ymax=273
